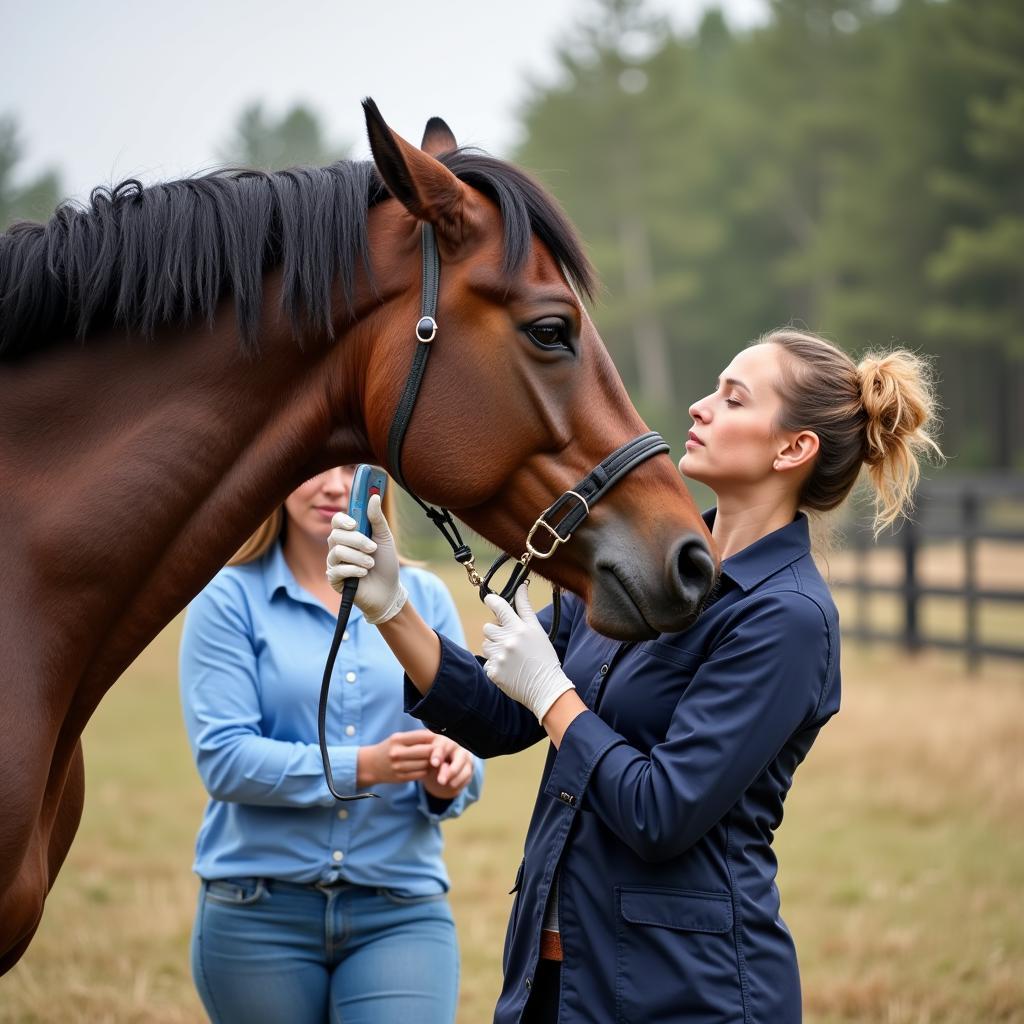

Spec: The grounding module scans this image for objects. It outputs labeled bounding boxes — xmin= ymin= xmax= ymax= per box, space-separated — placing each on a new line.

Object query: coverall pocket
xmin=641 ymin=640 xmax=704 ymax=668
xmin=615 ymin=886 xmax=743 ymax=1023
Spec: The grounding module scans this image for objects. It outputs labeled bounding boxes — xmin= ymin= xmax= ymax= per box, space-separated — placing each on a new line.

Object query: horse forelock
xmin=0 ymin=149 xmax=594 ymax=362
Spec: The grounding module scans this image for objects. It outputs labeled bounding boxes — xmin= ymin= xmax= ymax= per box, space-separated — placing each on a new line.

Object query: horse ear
xmin=363 ymin=98 xmax=466 ymax=235
xmin=421 ymin=116 xmax=457 ymax=156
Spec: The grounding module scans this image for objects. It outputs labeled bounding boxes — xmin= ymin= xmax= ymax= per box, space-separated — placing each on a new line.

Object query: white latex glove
xmin=481 ymin=584 xmax=574 ymax=724
xmin=326 ymin=493 xmax=408 ymax=625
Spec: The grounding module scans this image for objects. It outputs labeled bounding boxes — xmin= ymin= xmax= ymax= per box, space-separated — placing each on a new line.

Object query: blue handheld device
xmin=318 ymin=463 xmax=389 ymax=802
xmin=347 ymin=464 xmax=388 ymax=537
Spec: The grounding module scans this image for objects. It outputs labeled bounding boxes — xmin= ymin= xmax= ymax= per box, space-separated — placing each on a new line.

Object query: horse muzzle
xmin=586 ymin=529 xmax=717 ymax=640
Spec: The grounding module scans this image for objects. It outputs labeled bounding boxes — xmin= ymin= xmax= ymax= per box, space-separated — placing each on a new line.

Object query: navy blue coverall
xmin=406 ymin=511 xmax=842 ymax=1023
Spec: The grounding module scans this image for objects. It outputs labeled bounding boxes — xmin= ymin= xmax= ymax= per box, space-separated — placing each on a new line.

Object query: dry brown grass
xmin=2 ymin=573 xmax=1023 ymax=1022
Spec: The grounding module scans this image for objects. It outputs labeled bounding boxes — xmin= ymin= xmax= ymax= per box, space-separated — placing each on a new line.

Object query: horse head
xmin=351 ymin=102 xmax=716 ymax=638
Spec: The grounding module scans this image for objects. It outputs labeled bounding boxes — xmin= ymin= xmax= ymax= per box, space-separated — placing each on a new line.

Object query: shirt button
xmin=337 ymin=809 xmax=349 ymax=821
xmin=600 ymin=664 xmax=609 ymax=675
xmin=345 ymin=671 xmax=357 ymax=683
xmin=342 ymin=630 xmax=350 ymax=642
xmin=345 ymin=725 xmax=356 ymax=737
xmin=525 ymin=978 xmax=532 ymax=991
xmin=332 ymin=850 xmax=344 ymax=863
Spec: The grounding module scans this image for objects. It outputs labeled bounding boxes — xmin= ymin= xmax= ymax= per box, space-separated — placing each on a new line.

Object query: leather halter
xmin=386 ymin=224 xmax=669 ymax=621
xmin=319 ymin=223 xmax=668 ymax=800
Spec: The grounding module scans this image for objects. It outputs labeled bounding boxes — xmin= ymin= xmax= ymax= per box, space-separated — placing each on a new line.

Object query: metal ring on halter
xmin=415 ymin=316 xmax=438 ymax=342
xmin=559 ymin=490 xmax=590 ymax=517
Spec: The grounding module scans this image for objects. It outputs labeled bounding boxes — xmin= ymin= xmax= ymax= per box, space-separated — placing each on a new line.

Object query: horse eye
xmin=525 ymin=318 xmax=571 ymax=352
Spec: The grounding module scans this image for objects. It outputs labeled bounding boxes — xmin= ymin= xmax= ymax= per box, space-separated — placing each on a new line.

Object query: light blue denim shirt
xmin=179 ymin=541 xmax=482 ymax=895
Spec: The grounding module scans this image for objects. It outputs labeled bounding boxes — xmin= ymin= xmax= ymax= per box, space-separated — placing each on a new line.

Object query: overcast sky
xmin=3 ymin=0 xmax=767 ymax=203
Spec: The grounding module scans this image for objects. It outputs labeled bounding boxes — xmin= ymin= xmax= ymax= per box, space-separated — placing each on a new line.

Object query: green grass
xmin=3 ymin=573 xmax=1023 ymax=1022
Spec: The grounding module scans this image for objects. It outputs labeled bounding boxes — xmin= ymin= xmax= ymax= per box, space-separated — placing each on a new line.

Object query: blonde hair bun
xmin=857 ymin=349 xmax=943 ymax=533
xmin=760 ymin=329 xmax=944 ymax=539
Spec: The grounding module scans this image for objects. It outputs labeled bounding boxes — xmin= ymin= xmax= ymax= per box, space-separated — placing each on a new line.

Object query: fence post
xmin=963 ymin=487 xmax=980 ymax=674
xmin=903 ymin=519 xmax=920 ymax=654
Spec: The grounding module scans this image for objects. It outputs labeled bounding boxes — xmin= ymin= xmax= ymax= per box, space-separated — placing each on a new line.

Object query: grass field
xmin=3 ymin=563 xmax=1023 ymax=1023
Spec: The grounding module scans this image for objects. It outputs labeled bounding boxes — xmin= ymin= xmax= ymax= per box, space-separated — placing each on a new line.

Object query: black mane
xmin=0 ymin=151 xmax=594 ymax=360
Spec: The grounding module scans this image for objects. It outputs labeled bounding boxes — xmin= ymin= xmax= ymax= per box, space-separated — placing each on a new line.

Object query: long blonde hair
xmin=758 ymin=329 xmax=944 ymax=537
xmin=228 ymin=471 xmax=414 ymax=566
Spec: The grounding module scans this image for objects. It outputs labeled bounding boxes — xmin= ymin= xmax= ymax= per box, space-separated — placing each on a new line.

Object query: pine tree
xmin=0 ymin=116 xmax=61 ymax=230
xmin=219 ymin=102 xmax=348 ymax=171
xmin=925 ymin=0 xmax=1024 ymax=467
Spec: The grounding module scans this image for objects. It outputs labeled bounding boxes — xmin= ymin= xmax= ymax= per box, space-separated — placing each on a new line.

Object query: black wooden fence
xmin=832 ymin=475 xmax=1024 ymax=671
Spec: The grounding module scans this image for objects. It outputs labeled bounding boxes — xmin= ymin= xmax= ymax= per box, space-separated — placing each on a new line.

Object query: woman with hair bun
xmin=326 ymin=329 xmax=941 ymax=1023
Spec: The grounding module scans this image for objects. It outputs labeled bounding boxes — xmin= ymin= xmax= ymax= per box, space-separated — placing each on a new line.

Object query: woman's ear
xmin=773 ymin=430 xmax=820 ymax=473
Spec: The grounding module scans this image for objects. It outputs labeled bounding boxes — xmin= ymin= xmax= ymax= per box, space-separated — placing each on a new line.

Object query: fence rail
xmin=832 ymin=475 xmax=1024 ymax=671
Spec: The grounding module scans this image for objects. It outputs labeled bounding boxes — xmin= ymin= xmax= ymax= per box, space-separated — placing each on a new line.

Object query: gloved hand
xmin=482 ymin=585 xmax=574 ymax=724
xmin=326 ymin=493 xmax=407 ymax=625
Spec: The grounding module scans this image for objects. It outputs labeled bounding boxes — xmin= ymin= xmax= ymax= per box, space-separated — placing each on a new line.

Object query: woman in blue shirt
xmin=179 ymin=465 xmax=483 ymax=1024
xmin=326 ymin=330 xmax=941 ymax=1023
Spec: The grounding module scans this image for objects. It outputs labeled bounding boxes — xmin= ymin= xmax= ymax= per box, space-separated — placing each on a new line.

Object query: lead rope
xmin=318 ymin=579 xmax=372 ymax=800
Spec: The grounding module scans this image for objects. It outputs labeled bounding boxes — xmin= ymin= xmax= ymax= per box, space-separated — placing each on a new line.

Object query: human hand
xmin=482 ymin=585 xmax=574 ymax=723
xmin=326 ymin=493 xmax=407 ymax=624
xmin=421 ymin=734 xmax=475 ymax=801
xmin=356 ymin=729 xmax=437 ymax=787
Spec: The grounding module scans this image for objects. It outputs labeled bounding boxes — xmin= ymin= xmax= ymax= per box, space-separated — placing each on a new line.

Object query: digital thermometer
xmin=347 ymin=464 xmax=388 ymax=538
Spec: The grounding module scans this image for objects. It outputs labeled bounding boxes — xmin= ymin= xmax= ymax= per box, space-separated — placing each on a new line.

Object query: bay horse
xmin=0 ymin=100 xmax=716 ymax=972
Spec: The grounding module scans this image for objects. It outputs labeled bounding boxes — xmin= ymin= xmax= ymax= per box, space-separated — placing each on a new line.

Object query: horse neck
xmin=1 ymin=276 xmax=373 ymax=729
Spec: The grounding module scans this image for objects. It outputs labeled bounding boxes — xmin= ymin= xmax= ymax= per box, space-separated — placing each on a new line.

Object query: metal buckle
xmin=415 ymin=316 xmax=438 ymax=343
xmin=525 ymin=518 xmax=565 ymax=560
xmin=524 ymin=491 xmax=591 ymax=560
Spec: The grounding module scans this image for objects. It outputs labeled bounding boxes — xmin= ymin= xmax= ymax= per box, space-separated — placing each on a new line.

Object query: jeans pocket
xmin=376 ymin=887 xmax=447 ymax=907
xmin=203 ymin=876 xmax=268 ymax=906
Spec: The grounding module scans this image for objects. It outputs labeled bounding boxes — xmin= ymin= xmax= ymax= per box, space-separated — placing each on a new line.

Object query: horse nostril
xmin=673 ymin=535 xmax=717 ymax=607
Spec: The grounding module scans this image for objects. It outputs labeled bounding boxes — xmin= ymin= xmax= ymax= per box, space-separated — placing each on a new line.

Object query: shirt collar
xmin=703 ymin=508 xmax=811 ymax=593
xmin=263 ymin=541 xmax=364 ymax=621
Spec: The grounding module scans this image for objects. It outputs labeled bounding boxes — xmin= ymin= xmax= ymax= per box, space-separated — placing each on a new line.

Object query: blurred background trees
xmin=516 ymin=0 xmax=1024 ymax=471
xmin=218 ymin=101 xmax=349 ymax=170
xmin=0 ymin=115 xmax=61 ymax=227
xmin=3 ymin=0 xmax=1021 ymax=469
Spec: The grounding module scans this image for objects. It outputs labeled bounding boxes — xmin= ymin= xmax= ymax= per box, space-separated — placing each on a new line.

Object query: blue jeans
xmin=191 ymin=877 xmax=458 ymax=1024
